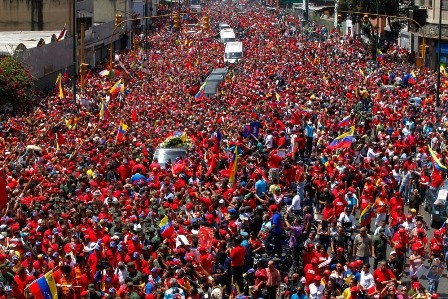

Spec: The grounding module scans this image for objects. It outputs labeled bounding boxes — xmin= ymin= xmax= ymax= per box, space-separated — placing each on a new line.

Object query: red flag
xmin=131 ymin=108 xmax=137 ymax=123
xmin=0 ymin=171 xmax=7 ymax=211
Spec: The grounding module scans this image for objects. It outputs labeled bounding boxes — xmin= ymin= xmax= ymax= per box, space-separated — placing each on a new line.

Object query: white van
xmin=220 ymin=28 xmax=236 ymax=43
xmin=224 ymin=41 xmax=243 ymax=64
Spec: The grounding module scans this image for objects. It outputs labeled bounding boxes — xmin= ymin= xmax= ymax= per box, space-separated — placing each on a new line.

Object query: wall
xmin=14 ymin=21 xmax=125 ymax=91
xmin=95 ymin=0 xmax=128 ymax=23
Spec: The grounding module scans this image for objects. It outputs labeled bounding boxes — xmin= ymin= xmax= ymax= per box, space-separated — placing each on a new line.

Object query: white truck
xmin=220 ymin=28 xmax=236 ymax=43
xmin=224 ymin=41 xmax=243 ymax=64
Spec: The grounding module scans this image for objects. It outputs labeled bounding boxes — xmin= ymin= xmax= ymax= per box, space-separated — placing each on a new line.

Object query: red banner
xmin=198 ymin=226 xmax=214 ymax=250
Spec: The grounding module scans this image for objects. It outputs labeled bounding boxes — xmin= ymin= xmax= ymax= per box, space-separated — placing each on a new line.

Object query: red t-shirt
xmin=373 ymin=268 xmax=396 ymax=283
xmin=230 ymin=245 xmax=246 ymax=267
xmin=322 ymin=207 xmax=335 ymax=221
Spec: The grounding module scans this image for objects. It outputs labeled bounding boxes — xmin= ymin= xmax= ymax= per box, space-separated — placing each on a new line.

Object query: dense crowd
xmin=0 ymin=0 xmax=448 ymax=298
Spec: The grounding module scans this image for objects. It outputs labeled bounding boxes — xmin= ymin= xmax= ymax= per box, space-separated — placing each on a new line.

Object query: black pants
xmin=231 ymin=265 xmax=244 ymax=293
xmin=265 ymin=286 xmax=278 ymax=299
xmin=266 ymin=232 xmax=282 ymax=255
xmin=305 ymin=136 xmax=313 ymax=155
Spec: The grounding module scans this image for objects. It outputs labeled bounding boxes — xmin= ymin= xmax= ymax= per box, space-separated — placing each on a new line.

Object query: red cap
xmin=412 ymin=282 xmax=420 ymax=289
xmin=314 ymin=275 xmax=321 ymax=281
xmin=311 ymin=257 xmax=318 ymax=264
xmin=337 ymin=247 xmax=344 ymax=252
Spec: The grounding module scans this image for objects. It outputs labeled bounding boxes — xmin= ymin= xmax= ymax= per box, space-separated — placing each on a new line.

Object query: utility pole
xmin=436 ymin=0 xmax=443 ymax=108
xmin=304 ymin=0 xmax=309 ymax=22
xmin=72 ymin=0 xmax=77 ymax=106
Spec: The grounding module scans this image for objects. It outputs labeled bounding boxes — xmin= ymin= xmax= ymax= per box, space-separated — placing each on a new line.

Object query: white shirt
xmin=288 ymin=194 xmax=302 ymax=212
xmin=360 ymin=271 xmax=375 ymax=289
xmin=402 ymin=220 xmax=415 ymax=234
xmin=338 ymin=213 xmax=356 ymax=229
xmin=265 ymin=134 xmax=274 ymax=149
xmin=367 ymin=147 xmax=380 ymax=160
xmin=309 ymin=283 xmax=324 ymax=299
xmin=114 ymin=268 xmax=128 ymax=285
xmin=374 ymin=227 xmax=392 ymax=238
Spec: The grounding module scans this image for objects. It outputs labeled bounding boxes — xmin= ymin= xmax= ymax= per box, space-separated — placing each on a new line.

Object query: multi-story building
xmin=415 ymin=0 xmax=448 ymax=69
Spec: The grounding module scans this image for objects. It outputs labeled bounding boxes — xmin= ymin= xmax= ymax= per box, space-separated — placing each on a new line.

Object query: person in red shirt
xmin=304 ymin=257 xmax=321 ymax=285
xmin=303 ymin=243 xmax=317 ymax=266
xmin=429 ymin=230 xmax=443 ymax=258
xmin=229 ymin=237 xmax=246 ymax=292
xmin=412 ymin=228 xmax=428 ymax=257
xmin=322 ymin=202 xmax=335 ymax=222
xmin=253 ymin=259 xmax=267 ymax=296
xmin=388 ymin=191 xmax=404 ymax=213
xmin=268 ymin=150 xmax=282 ymax=182
xmin=13 ymin=267 xmax=30 ymax=299
xmin=199 ymin=246 xmax=213 ymax=275
xmin=389 ymin=206 xmax=405 ymax=232
xmin=367 ymin=279 xmax=385 ymax=298
xmin=316 ymin=246 xmax=330 ymax=271
xmin=333 ymin=193 xmax=348 ymax=218
xmin=391 ymin=228 xmax=410 ymax=252
xmin=373 ymin=261 xmax=396 ymax=285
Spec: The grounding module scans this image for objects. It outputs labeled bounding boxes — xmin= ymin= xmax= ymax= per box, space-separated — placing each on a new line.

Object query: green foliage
xmin=0 ymin=56 xmax=34 ymax=110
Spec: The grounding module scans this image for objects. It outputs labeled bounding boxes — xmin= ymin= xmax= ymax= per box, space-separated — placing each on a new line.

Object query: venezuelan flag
xmin=110 ymin=79 xmax=122 ymax=95
xmin=99 ymin=101 xmax=109 ymax=120
xmin=338 ymin=115 xmax=351 ymax=127
xmin=55 ymin=73 xmax=64 ymax=99
xmin=428 ymin=145 xmax=447 ymax=172
xmin=159 ymin=215 xmax=175 ymax=238
xmin=229 ymin=146 xmax=238 ymax=183
xmin=359 ymin=204 xmax=374 ymax=224
xmin=376 ymin=48 xmax=384 ymax=59
xmin=116 ymin=123 xmax=128 ymax=142
xmin=28 ymin=270 xmax=58 ymax=299
xmin=327 ymin=126 xmax=355 ymax=150
xmin=195 ymin=82 xmax=206 ymax=100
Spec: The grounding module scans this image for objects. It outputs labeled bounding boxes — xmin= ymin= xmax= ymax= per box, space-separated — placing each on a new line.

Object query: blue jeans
xmin=428 ymin=278 xmax=439 ymax=293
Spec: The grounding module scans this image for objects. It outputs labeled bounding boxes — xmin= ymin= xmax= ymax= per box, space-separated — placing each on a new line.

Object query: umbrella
xmin=26 ymin=145 xmax=42 ymax=152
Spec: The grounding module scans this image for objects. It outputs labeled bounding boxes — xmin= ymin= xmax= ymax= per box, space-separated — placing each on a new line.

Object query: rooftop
xmin=0 ymin=31 xmax=58 ymax=56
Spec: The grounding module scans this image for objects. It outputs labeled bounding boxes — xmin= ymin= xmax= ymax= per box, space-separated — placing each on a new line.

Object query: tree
xmin=0 ymin=56 xmax=34 ymax=111
xmin=338 ymin=0 xmax=416 ymax=56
